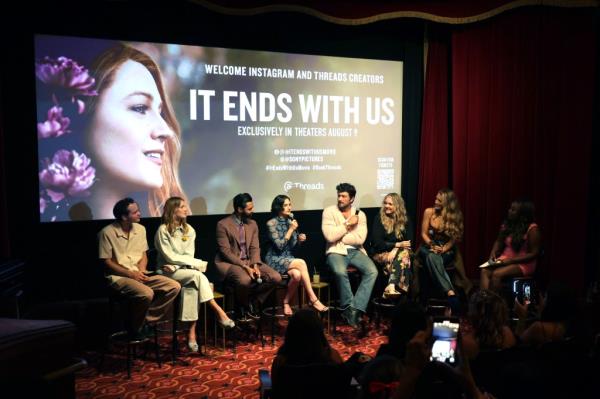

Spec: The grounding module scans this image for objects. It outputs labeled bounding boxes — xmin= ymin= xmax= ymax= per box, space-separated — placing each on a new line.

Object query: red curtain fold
xmin=416 ymin=26 xmax=451 ymax=242
xmin=419 ymin=7 xmax=596 ymax=289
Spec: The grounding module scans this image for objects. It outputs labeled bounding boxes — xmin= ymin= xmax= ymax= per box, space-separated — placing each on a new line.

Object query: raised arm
xmin=341 ymin=210 xmax=368 ymax=246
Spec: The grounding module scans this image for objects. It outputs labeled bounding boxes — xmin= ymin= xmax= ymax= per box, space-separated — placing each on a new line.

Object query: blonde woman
xmin=418 ymin=188 xmax=464 ymax=302
xmin=370 ymin=193 xmax=413 ymax=297
xmin=155 ymin=197 xmax=234 ymax=352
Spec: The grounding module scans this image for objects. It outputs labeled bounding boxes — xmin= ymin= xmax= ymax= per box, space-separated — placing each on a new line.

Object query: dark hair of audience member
xmin=359 ymin=355 xmax=402 ymax=399
xmin=541 ymin=282 xmax=576 ymax=323
xmin=380 ymin=302 xmax=428 ymax=359
xmin=468 ymin=289 xmax=510 ymax=349
xmin=277 ymin=309 xmax=333 ymax=365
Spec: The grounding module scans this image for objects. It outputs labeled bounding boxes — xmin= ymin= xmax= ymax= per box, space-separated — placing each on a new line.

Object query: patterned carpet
xmin=76 ymin=321 xmax=389 ymax=399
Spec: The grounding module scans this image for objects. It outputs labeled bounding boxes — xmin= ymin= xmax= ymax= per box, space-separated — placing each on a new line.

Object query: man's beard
xmin=338 ymin=202 xmax=350 ymax=211
xmin=242 ymin=213 xmax=253 ymax=221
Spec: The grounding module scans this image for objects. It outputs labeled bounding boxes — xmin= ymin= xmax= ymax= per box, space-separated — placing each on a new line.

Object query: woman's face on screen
xmin=87 ymin=60 xmax=174 ymax=190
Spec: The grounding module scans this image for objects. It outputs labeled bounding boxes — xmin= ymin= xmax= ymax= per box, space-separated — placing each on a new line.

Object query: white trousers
xmin=165 ymin=268 xmax=214 ymax=321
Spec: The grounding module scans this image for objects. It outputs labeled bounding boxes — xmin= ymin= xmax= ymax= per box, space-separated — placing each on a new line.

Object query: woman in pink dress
xmin=480 ymin=199 xmax=542 ymax=291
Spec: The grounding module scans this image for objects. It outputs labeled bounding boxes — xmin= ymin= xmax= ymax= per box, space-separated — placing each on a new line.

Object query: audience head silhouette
xmin=278 ymin=309 xmax=331 ymax=365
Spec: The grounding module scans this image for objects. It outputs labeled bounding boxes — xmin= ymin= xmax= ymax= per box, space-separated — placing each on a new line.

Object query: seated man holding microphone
xmin=322 ymin=183 xmax=378 ymax=328
xmin=215 ymin=193 xmax=282 ymax=321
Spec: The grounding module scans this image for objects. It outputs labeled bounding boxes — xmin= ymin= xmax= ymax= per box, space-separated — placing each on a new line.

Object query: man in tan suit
xmin=215 ymin=193 xmax=281 ymax=320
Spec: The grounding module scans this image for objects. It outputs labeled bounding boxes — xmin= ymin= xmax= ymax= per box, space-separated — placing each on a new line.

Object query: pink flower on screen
xmin=39 ymin=149 xmax=96 ymax=202
xmin=36 ymin=56 xmax=97 ymax=113
xmin=37 ymin=106 xmax=71 ymax=138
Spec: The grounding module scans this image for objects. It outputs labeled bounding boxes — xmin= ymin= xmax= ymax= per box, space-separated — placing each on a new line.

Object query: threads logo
xmin=283 ymin=181 xmax=324 ymax=192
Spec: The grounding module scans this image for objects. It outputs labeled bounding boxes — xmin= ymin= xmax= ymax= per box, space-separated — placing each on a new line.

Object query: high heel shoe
xmin=217 ymin=317 xmax=235 ymax=329
xmin=383 ymin=284 xmax=401 ymax=299
xmin=308 ymin=298 xmax=329 ymax=312
xmin=283 ymin=302 xmax=293 ymax=316
xmin=187 ymin=340 xmax=199 ymax=353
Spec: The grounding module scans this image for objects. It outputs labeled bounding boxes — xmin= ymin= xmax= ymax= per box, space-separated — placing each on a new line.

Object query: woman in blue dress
xmin=265 ymin=195 xmax=328 ymax=316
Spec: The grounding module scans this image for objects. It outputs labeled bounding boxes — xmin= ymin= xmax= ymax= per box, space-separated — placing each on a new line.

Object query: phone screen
xmin=523 ymin=283 xmax=531 ymax=303
xmin=430 ymin=319 xmax=459 ymax=365
xmin=513 ymin=280 xmax=533 ymax=304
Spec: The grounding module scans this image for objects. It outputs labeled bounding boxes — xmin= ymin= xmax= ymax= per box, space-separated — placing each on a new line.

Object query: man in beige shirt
xmin=99 ymin=197 xmax=180 ymax=339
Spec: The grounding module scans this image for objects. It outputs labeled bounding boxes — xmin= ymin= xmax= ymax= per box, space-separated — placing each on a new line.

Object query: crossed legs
xmin=283 ymin=259 xmax=327 ymax=315
xmin=480 ymin=264 xmax=523 ymax=291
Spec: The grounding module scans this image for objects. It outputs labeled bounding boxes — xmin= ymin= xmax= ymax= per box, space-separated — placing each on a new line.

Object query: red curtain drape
xmin=418 ymin=7 xmax=596 ymax=289
xmin=417 ymin=25 xmax=451 ymax=238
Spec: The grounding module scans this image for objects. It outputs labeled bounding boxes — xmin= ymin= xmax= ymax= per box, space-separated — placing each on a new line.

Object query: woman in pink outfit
xmin=480 ymin=199 xmax=542 ymax=291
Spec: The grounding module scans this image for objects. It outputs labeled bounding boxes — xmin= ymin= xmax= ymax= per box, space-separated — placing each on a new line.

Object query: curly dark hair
xmin=336 ymin=182 xmax=356 ymax=199
xmin=498 ymin=199 xmax=535 ymax=252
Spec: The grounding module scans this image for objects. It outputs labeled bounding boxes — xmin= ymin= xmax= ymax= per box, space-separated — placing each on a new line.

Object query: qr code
xmin=377 ymin=169 xmax=394 ymax=190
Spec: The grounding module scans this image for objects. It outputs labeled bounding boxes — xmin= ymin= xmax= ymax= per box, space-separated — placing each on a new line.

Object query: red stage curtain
xmin=419 ymin=7 xmax=596 ymax=289
xmin=416 ymin=25 xmax=451 ymax=241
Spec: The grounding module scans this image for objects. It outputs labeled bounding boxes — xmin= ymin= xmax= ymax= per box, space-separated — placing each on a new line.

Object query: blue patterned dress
xmin=265 ymin=216 xmax=298 ymax=274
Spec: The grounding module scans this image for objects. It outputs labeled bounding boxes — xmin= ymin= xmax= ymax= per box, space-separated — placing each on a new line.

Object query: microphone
xmin=256 ymin=277 xmax=263 ymax=284
xmin=289 ymin=212 xmax=295 ymax=221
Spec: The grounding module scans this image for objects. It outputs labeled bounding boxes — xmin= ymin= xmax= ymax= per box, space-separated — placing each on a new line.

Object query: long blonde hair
xmin=379 ymin=193 xmax=408 ymax=239
xmin=161 ymin=196 xmax=189 ymax=236
xmin=86 ymin=43 xmax=186 ymax=216
xmin=436 ymin=188 xmax=464 ymax=241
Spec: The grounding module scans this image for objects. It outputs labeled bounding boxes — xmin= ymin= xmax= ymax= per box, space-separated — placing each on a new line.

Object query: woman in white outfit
xmin=155 ymin=197 xmax=234 ymax=352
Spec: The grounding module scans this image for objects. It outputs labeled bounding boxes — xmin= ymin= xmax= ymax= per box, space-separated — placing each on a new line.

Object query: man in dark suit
xmin=215 ymin=193 xmax=281 ymax=320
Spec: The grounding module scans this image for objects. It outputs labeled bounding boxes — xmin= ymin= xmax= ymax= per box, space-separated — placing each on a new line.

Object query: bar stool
xmin=154 ymin=289 xmax=191 ymax=364
xmin=100 ymin=291 xmax=162 ymax=378
xmin=223 ymin=283 xmax=265 ymax=349
xmin=369 ymin=293 xmax=404 ymax=329
xmin=263 ymin=274 xmax=292 ymax=346
xmin=300 ymin=280 xmax=331 ymax=332
xmin=202 ymin=290 xmax=236 ymax=353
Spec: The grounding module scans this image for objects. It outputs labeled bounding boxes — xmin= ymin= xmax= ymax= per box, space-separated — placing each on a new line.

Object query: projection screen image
xmin=35 ymin=34 xmax=403 ymax=222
